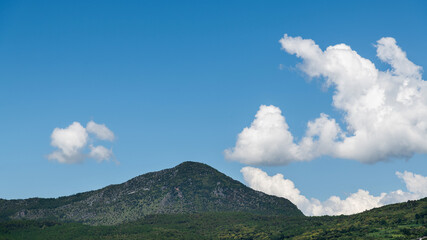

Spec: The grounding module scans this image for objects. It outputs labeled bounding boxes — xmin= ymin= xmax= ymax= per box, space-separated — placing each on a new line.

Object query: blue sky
xmin=1 ymin=0 xmax=426 ymax=215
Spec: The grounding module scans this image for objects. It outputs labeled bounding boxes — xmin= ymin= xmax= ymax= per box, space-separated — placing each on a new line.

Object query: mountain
xmin=0 ymin=161 xmax=302 ymax=225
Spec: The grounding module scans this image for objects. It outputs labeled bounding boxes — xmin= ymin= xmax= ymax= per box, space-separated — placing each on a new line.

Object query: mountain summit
xmin=0 ymin=161 xmax=302 ymax=225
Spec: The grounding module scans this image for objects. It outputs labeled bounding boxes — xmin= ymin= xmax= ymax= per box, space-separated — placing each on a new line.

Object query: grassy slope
xmin=1 ymin=198 xmax=426 ymax=240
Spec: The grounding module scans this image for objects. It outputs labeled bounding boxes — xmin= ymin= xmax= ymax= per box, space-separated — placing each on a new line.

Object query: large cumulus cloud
xmin=241 ymin=167 xmax=427 ymax=216
xmin=226 ymin=35 xmax=427 ymax=164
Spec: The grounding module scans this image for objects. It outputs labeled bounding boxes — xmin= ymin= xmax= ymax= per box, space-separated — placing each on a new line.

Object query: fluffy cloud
xmin=224 ymin=105 xmax=301 ymax=165
xmin=226 ymin=35 xmax=427 ymax=164
xmin=395 ymin=171 xmax=427 ymax=196
xmin=86 ymin=121 xmax=115 ymax=141
xmin=89 ymin=145 xmax=114 ymax=162
xmin=48 ymin=121 xmax=115 ymax=164
xmin=241 ymin=167 xmax=427 ymax=216
xmin=224 ymin=105 xmax=340 ymax=165
xmin=48 ymin=122 xmax=88 ymax=164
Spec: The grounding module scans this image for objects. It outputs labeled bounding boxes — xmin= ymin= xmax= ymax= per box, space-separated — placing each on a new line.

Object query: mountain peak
xmin=173 ymin=161 xmax=213 ymax=170
xmin=172 ymin=161 xmax=219 ymax=175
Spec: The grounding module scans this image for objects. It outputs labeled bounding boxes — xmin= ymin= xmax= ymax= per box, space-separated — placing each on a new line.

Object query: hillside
xmin=0 ymin=161 xmax=302 ymax=225
xmin=0 ymin=198 xmax=425 ymax=239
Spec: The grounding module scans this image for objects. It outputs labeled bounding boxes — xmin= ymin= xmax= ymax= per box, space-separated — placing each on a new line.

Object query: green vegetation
xmin=0 ymin=198 xmax=426 ymax=239
xmin=1 ymin=162 xmax=425 ymax=239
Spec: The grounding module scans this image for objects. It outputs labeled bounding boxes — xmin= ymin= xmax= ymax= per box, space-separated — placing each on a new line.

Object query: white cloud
xmin=48 ymin=121 xmax=115 ymax=164
xmin=48 ymin=122 xmax=88 ymax=164
xmin=226 ymin=35 xmax=427 ymax=164
xmin=396 ymin=171 xmax=427 ymax=196
xmin=224 ymin=105 xmax=341 ymax=165
xmin=241 ymin=167 xmax=427 ymax=216
xmin=225 ymin=105 xmax=303 ymax=165
xmin=89 ymin=145 xmax=113 ymax=162
xmin=86 ymin=121 xmax=115 ymax=141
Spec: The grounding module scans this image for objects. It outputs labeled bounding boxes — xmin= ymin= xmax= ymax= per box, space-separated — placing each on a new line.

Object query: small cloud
xmin=86 ymin=120 xmax=115 ymax=141
xmin=48 ymin=121 xmax=116 ymax=164
xmin=396 ymin=171 xmax=427 ymax=196
xmin=241 ymin=167 xmax=427 ymax=216
xmin=47 ymin=122 xmax=88 ymax=164
xmin=89 ymin=145 xmax=113 ymax=163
